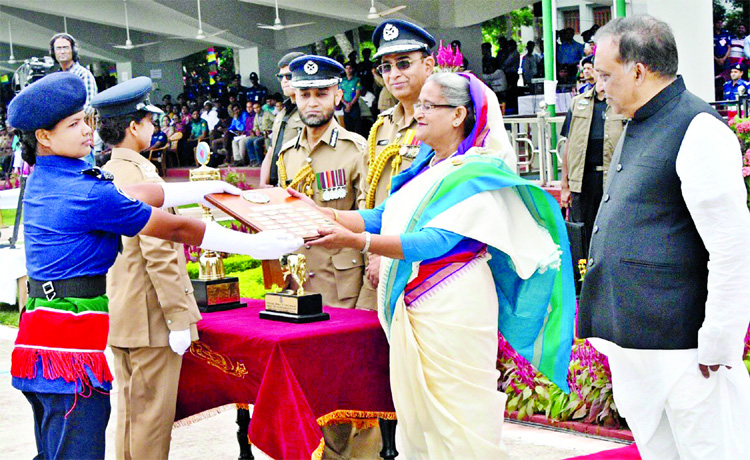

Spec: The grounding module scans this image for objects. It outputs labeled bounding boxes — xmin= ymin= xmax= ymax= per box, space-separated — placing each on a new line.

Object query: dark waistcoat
xmin=578 ymin=77 xmax=723 ymax=349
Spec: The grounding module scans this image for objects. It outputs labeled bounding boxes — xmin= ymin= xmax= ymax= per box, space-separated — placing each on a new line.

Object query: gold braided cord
xmin=276 ymin=154 xmax=289 ymax=186
xmin=387 ymin=153 xmax=402 ymax=197
xmin=367 ymin=116 xmax=387 ymax=165
xmin=365 ymin=144 xmax=401 ymax=209
xmin=277 ymin=154 xmax=316 ymax=198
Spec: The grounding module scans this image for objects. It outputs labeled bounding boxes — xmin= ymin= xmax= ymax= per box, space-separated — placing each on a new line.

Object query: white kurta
xmin=591 ymin=113 xmax=750 ymax=460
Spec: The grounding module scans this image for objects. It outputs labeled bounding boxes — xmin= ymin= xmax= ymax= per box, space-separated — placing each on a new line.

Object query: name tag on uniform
xmin=317 ymin=169 xmax=347 ymax=201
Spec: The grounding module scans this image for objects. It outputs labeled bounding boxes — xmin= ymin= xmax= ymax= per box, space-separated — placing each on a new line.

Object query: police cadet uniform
xmin=9 ymin=73 xmax=154 ymax=459
xmin=94 ymin=77 xmax=202 ymax=460
xmin=277 ymin=55 xmax=368 ymax=310
xmin=266 ymin=53 xmax=306 ymax=187
xmin=358 ymin=20 xmax=436 ymax=309
xmin=723 ymin=63 xmax=750 ymax=100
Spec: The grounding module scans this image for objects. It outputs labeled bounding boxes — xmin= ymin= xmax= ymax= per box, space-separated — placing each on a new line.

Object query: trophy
xmin=189 ymin=142 xmax=246 ymax=313
xmin=260 ymin=254 xmax=329 ymax=323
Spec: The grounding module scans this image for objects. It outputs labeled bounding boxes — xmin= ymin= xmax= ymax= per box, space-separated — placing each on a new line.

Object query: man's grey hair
xmin=594 ymin=15 xmax=678 ymax=78
xmin=425 ymin=72 xmax=475 ymax=137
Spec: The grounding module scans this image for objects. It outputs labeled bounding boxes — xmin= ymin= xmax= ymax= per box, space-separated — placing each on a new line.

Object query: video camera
xmin=12 ymin=56 xmax=56 ymax=93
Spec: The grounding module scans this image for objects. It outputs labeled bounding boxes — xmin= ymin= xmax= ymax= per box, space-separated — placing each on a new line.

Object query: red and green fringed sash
xmin=11 ymin=295 xmax=112 ymax=385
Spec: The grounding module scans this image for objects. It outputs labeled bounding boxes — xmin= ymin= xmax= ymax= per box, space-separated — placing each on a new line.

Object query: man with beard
xmin=358 ymin=19 xmax=435 ymax=310
xmin=260 ymin=52 xmax=305 ymax=187
xmin=277 ymin=55 xmax=367 ymax=310
xmin=276 ymin=54 xmax=373 ymax=459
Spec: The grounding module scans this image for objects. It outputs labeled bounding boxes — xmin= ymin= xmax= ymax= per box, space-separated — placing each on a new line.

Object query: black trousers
xmin=570 ymin=168 xmax=604 ymax=257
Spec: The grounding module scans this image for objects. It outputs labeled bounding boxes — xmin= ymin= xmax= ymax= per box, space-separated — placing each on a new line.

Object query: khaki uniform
xmin=103 ymin=148 xmax=201 ymax=460
xmin=565 ymin=88 xmax=627 ymax=192
xmin=278 ymin=119 xmax=368 ymax=309
xmin=267 ymin=102 xmax=304 ymax=186
xmin=357 ymin=102 xmax=421 ymax=309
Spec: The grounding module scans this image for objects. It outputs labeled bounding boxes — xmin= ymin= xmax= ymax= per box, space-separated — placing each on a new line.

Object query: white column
xmin=637 ymin=0 xmax=714 ymax=101
xmin=116 ymin=61 xmax=132 ymax=83
xmin=237 ymin=47 xmax=259 ymax=88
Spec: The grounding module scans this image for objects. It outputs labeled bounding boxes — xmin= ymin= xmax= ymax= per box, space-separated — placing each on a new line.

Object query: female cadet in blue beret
xmin=8 ymin=72 xmax=303 ymax=459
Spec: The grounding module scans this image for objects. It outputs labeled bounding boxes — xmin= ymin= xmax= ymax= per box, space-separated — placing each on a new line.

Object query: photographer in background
xmin=50 ymin=33 xmax=98 ymax=111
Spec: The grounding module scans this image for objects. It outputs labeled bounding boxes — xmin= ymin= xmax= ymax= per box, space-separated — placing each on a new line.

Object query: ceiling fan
xmin=257 ymin=0 xmax=314 ymax=31
xmin=7 ymin=22 xmax=16 ymax=64
xmin=111 ymin=0 xmax=159 ymax=50
xmin=367 ymin=0 xmax=407 ymax=19
xmin=164 ymin=0 xmax=229 ymax=41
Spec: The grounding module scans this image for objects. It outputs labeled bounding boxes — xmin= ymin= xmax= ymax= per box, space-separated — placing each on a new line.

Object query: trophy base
xmin=192 ymin=277 xmax=246 ymax=313
xmin=259 ymin=310 xmax=330 ymax=323
xmin=262 ymin=292 xmax=328 ymax=323
xmin=200 ymin=300 xmax=247 ymax=313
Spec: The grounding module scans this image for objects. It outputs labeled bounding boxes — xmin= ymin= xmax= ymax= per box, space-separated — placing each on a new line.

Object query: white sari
xmin=377 ymin=152 xmax=559 ymax=459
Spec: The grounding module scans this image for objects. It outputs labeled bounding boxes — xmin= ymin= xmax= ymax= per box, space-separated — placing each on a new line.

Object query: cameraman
xmin=50 ymin=33 xmax=98 ymax=111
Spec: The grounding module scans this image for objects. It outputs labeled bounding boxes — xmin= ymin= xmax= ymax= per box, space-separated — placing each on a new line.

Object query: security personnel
xmin=95 ymin=77 xmax=202 ymax=460
xmin=358 ymin=19 xmax=436 ymax=309
xmin=723 ymin=63 xmax=750 ymax=100
xmin=561 ymin=58 xmax=626 ymax=255
xmin=260 ymin=51 xmax=305 ymax=187
xmin=278 ymin=53 xmax=374 ymax=460
xmin=278 ymin=55 xmax=368 ymax=311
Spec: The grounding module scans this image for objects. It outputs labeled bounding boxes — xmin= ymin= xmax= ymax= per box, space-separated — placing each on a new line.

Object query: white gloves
xmin=200 ymin=221 xmax=304 ymax=260
xmin=169 ymin=329 xmax=192 ymax=356
xmin=160 ymin=181 xmax=243 ymax=209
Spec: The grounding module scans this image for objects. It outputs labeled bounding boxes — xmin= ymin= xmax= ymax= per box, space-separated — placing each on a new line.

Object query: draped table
xmin=175 ymin=299 xmax=396 ymax=459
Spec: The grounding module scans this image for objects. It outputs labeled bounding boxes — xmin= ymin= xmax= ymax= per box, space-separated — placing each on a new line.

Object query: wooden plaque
xmin=205 ymin=188 xmax=343 ymax=242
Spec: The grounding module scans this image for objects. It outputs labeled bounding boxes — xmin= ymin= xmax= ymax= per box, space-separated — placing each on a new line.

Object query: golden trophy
xmin=261 ymin=253 xmax=328 ymax=323
xmin=189 ymin=142 xmax=245 ymax=313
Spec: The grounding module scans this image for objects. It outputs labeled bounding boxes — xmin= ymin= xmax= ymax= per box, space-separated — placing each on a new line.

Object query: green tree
xmin=182 ymin=46 xmax=235 ymax=87
xmin=481 ymin=7 xmax=534 ymax=55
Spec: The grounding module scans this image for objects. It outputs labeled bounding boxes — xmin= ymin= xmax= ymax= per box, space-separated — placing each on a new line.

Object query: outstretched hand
xmin=286 ymin=187 xmax=316 ymax=207
xmin=308 ymin=226 xmax=362 ymax=251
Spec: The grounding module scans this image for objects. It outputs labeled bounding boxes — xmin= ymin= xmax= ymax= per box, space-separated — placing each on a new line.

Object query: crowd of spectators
xmin=714 ymin=14 xmax=750 ymax=102
xmin=477 ymin=25 xmax=601 ymax=114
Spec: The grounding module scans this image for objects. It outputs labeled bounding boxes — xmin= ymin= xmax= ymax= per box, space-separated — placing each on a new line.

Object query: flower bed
xmin=498 ymin=328 xmax=750 ymax=431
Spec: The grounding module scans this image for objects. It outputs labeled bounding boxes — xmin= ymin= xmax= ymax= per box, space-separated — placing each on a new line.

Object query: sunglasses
xmin=276 ymin=73 xmax=293 ymax=81
xmin=377 ymin=57 xmax=425 ymax=75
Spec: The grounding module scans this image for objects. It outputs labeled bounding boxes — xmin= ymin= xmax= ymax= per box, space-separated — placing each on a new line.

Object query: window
xmin=563 ymin=9 xmax=581 ymax=34
xmin=593 ymin=7 xmax=612 ymax=26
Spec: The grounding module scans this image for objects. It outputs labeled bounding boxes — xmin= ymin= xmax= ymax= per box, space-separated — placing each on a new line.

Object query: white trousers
xmin=590 ymin=339 xmax=750 ymax=460
xmin=232 ymin=135 xmax=248 ymax=162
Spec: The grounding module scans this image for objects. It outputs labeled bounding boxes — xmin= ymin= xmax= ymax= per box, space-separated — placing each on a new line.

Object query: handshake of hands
xmin=160 ymin=180 xmax=304 ymax=260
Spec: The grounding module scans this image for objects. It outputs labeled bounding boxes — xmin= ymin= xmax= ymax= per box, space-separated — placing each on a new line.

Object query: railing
xmin=504 ymin=107 xmax=567 ymax=186
xmin=709 ymin=93 xmax=749 ymax=120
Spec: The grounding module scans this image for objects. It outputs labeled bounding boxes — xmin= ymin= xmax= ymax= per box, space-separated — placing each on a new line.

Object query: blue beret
xmin=372 ymin=19 xmax=436 ymax=59
xmin=7 ymin=72 xmax=86 ymax=131
xmin=91 ymin=76 xmax=163 ymax=118
xmin=289 ymin=56 xmax=344 ymax=89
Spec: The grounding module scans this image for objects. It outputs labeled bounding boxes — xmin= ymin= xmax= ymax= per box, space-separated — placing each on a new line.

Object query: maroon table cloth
xmin=175 ymin=299 xmax=395 ymax=459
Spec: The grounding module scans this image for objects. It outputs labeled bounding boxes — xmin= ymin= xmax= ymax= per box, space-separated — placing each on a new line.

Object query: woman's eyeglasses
xmin=413 ymin=101 xmax=457 ymax=113
xmin=377 ymin=57 xmax=425 ymax=75
xmin=276 ymin=73 xmax=293 ymax=81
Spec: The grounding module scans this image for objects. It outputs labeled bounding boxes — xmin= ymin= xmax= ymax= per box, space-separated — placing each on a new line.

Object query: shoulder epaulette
xmin=378 ymin=107 xmax=395 ymax=118
xmin=81 ymin=167 xmax=114 ymax=181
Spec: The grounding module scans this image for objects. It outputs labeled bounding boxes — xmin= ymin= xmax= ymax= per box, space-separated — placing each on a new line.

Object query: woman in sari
xmin=296 ymin=72 xmax=576 ymax=459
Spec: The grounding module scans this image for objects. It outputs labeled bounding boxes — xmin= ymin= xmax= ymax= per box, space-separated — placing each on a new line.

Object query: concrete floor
xmin=0 ymin=325 xmax=627 ymax=460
